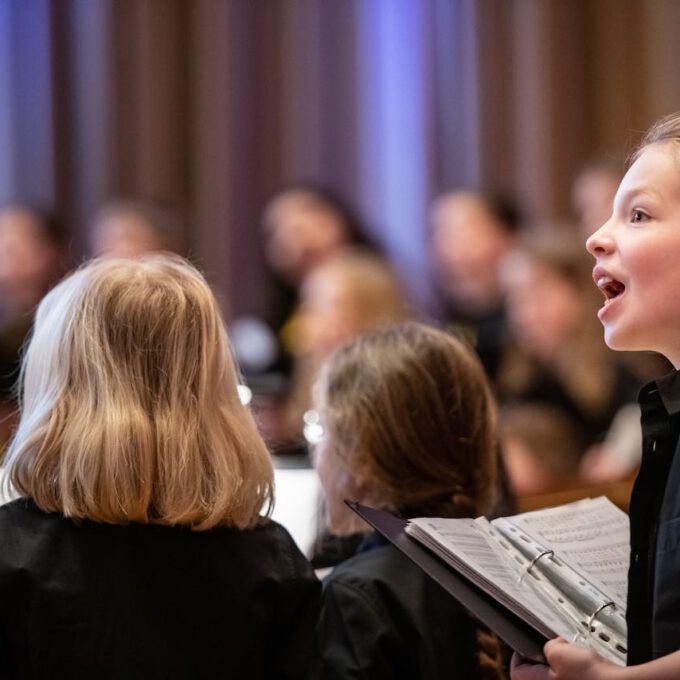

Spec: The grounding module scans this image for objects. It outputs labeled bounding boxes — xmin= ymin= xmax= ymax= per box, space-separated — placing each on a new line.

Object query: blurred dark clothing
xmin=0 ymin=498 xmax=321 ymax=680
xmin=441 ymin=305 xmax=508 ymax=385
xmin=498 ymin=360 xmax=641 ymax=454
xmin=260 ymin=271 xmax=297 ymax=376
xmin=310 ymin=530 xmax=366 ymax=570
xmin=0 ymin=312 xmax=32 ymax=402
xmin=317 ymin=531 xmax=479 ymax=680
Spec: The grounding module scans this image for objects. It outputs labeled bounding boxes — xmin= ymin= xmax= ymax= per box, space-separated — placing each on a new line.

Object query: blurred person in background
xmin=0 ymin=203 xmax=68 ymax=452
xmin=90 ymin=199 xmax=185 ymax=258
xmin=497 ymin=234 xmax=642 ymax=482
xmin=233 ymin=185 xmax=377 ymax=379
xmin=429 ymin=189 xmax=523 ymax=382
xmin=313 ymin=322 xmax=506 ymax=680
xmin=284 ymin=249 xmax=413 ymax=568
xmin=571 ymin=160 xmax=621 ymax=238
xmin=286 ymin=248 xmax=411 ymax=446
xmin=231 ymin=186 xmax=378 ymax=457
xmin=499 ymin=403 xmax=582 ymax=496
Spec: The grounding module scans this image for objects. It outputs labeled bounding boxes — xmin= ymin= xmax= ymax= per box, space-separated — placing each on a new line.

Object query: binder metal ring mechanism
xmin=517 ymin=549 xmax=554 ymax=584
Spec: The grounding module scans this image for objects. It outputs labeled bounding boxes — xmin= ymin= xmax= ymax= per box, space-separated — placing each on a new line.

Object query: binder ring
xmin=585 ymin=601 xmax=616 ymax=635
xmin=518 ymin=549 xmax=554 ymax=584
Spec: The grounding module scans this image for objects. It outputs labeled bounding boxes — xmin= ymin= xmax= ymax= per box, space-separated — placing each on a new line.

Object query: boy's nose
xmin=585 ymin=220 xmax=614 ymax=256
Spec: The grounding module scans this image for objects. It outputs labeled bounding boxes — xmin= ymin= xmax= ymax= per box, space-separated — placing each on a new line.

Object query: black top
xmin=499 ymin=358 xmax=642 ymax=454
xmin=628 ymin=370 xmax=680 ymax=664
xmin=316 ymin=532 xmax=479 ymax=679
xmin=0 ymin=498 xmax=320 ymax=679
xmin=0 ymin=313 xmax=33 ymax=402
xmin=442 ymin=307 xmax=508 ymax=383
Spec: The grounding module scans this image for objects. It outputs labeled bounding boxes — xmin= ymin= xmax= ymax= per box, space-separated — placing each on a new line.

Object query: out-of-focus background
xmin=2 ymin=0 xmax=680 ymax=552
xmin=3 ymin=1 xmax=679 ymax=310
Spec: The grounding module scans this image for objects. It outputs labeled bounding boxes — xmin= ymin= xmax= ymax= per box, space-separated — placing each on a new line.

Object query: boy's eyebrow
xmin=614 ymin=187 xmax=661 ymax=208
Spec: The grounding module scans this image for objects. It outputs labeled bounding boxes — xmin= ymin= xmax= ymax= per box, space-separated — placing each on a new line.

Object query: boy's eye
xmin=631 ymin=209 xmax=649 ymax=223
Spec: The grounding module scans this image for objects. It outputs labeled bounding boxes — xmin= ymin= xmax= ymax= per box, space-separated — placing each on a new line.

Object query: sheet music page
xmin=499 ymin=497 xmax=629 ymax=609
xmin=407 ymin=517 xmax=577 ymax=641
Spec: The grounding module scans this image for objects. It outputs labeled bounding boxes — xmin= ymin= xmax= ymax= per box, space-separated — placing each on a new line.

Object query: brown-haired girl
xmin=314 ymin=322 xmax=506 ymax=680
xmin=0 ymin=255 xmax=319 ymax=679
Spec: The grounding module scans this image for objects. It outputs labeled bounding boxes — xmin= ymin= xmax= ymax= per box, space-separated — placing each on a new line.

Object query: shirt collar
xmin=357 ymin=530 xmax=389 ymax=554
xmin=640 ymin=369 xmax=680 ymax=416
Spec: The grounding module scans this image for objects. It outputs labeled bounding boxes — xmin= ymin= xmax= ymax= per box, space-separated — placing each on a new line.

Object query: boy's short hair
xmin=632 ymin=111 xmax=680 ymax=163
xmin=5 ymin=255 xmax=273 ymax=530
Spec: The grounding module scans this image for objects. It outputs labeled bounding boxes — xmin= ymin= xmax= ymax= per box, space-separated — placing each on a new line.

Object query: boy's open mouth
xmin=597 ymin=276 xmax=625 ymax=305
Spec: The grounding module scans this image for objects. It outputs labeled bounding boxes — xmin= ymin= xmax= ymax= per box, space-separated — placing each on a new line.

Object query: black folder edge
xmin=347 ymin=500 xmax=548 ymax=663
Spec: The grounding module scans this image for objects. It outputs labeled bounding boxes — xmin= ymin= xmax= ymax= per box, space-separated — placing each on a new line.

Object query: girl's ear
xmin=349 ymin=457 xmax=370 ymax=491
xmin=351 ymin=460 xmax=385 ymax=508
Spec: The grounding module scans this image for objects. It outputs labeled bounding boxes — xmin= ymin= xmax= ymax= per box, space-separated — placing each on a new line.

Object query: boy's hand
xmin=510 ymin=652 xmax=553 ymax=680
xmin=511 ymin=639 xmax=620 ymax=680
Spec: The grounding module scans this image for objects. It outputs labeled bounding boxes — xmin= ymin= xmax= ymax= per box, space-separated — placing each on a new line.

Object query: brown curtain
xmin=1 ymin=0 xmax=680 ymax=315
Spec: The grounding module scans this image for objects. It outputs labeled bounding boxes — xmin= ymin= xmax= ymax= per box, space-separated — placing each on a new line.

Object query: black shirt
xmin=628 ymin=370 xmax=680 ymax=664
xmin=0 ymin=498 xmax=321 ymax=679
xmin=316 ymin=532 xmax=479 ymax=679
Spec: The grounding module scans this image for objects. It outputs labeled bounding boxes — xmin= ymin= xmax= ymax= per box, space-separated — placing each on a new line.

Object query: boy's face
xmin=587 ymin=143 xmax=680 ymax=366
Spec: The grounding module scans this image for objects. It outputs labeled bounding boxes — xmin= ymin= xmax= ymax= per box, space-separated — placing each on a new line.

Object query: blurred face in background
xmin=297 ymin=253 xmax=409 ymax=360
xmin=265 ymin=205 xmax=348 ymax=286
xmin=572 ymin=167 xmax=620 ymax=238
xmin=501 ymin=251 xmax=584 ymax=362
xmin=92 ymin=212 xmax=166 ymax=259
xmin=299 ymin=267 xmax=359 ymax=359
xmin=0 ymin=207 xmax=60 ymax=308
xmin=430 ymin=192 xmax=514 ymax=315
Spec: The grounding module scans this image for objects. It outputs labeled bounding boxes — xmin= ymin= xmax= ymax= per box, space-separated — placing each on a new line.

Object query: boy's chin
xmin=604 ymin=326 xmax=647 ymax=354
xmin=603 ymin=327 xmax=632 ymax=352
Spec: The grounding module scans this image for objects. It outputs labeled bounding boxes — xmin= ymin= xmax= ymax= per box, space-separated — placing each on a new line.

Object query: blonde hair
xmin=5 ymin=255 xmax=273 ymax=530
xmin=632 ymin=111 xmax=680 ymax=163
xmin=299 ymin=248 xmax=411 ymax=344
xmin=318 ymin=322 xmax=499 ymax=519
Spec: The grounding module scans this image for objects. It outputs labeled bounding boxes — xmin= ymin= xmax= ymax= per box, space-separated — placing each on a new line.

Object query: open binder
xmin=348 ymin=495 xmax=629 ymax=666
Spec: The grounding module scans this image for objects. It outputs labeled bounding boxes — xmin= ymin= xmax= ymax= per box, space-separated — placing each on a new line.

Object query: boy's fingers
xmin=544 ymin=637 xmax=569 ymax=658
xmin=510 ymin=652 xmax=553 ymax=679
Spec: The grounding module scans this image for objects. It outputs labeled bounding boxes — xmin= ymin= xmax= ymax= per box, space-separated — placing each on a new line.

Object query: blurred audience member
xmin=280 ymin=248 xmax=411 ymax=451
xmin=498 ymin=233 xmax=641 ymax=467
xmin=500 ymin=403 xmax=582 ymax=496
xmin=91 ymin=199 xmax=185 ymax=258
xmin=232 ymin=187 xmax=377 ymax=452
xmin=579 ymin=402 xmax=644 ymax=484
xmin=429 ymin=189 xmax=523 ymax=380
xmin=571 ymin=160 xmax=621 ymax=238
xmin=314 ymin=323 xmax=505 ymax=680
xmin=0 ymin=203 xmax=67 ymax=451
xmin=263 ymin=186 xmax=372 ymax=290
xmin=234 ymin=185 xmax=376 ymax=378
